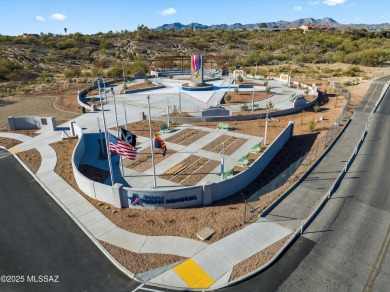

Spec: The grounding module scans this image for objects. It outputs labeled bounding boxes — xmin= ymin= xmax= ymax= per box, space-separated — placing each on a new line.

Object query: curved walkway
xmin=1 ymin=78 xmax=387 ymax=290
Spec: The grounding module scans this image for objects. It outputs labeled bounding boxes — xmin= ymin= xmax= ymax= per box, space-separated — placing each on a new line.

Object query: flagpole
xmin=112 ymin=91 xmax=125 ymax=177
xmin=220 ymin=142 xmax=225 ymax=181
xmin=147 ymin=95 xmax=157 ymax=188
xmin=123 ymin=102 xmax=128 ymax=131
xmin=98 ymin=79 xmax=114 ymax=185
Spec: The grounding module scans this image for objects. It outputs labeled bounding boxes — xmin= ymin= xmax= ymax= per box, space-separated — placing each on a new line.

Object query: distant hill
xmin=154 ymin=17 xmax=389 ymax=31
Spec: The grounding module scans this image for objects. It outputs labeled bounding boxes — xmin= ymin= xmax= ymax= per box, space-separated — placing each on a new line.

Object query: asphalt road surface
xmin=0 ymin=155 xmax=138 ymax=292
xmin=220 ymin=79 xmax=390 ymax=292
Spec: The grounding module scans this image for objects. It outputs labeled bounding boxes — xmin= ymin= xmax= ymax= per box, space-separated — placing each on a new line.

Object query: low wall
xmin=8 ymin=116 xmax=56 ymax=131
xmin=72 ymin=122 xmax=293 ymax=209
xmin=121 ymin=185 xmax=203 ymax=209
xmin=123 ymin=84 xmax=165 ymax=94
xmin=72 ymin=126 xmax=115 ymax=205
xmin=77 ymin=88 xmax=97 ymax=112
xmin=208 ymin=121 xmax=294 ymax=202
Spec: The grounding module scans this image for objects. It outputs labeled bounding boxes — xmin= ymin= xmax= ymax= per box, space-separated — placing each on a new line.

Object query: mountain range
xmin=154 ymin=17 xmax=389 ymax=31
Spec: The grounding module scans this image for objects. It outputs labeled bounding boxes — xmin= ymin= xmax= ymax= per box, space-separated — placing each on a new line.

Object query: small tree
xmin=234 ymin=87 xmax=239 ymax=93
xmin=237 ymin=75 xmax=244 ymax=82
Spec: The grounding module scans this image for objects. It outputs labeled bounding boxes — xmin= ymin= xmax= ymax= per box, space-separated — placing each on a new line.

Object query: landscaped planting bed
xmin=202 ymin=135 xmax=247 ymax=155
xmin=165 ymin=128 xmax=209 ymax=146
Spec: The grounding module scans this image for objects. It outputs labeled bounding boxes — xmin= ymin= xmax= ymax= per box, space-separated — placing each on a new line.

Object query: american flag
xmin=108 ymin=133 xmax=137 ymax=160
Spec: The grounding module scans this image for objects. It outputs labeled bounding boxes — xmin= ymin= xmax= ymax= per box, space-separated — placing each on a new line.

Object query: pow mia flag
xmin=121 ymin=128 xmax=137 ymax=147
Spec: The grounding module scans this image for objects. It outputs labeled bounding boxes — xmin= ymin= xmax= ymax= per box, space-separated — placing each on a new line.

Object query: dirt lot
xmin=0 ymin=83 xmax=85 ymax=129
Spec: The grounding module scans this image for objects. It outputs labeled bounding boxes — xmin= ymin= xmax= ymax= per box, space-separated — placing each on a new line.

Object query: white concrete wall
xmin=72 ymin=122 xmax=294 ymax=209
xmin=8 ymin=116 xmax=56 ymax=131
xmin=72 ymin=128 xmax=114 ymax=205
xmin=122 ymin=185 xmax=203 ymax=209
xmin=209 ymin=121 xmax=294 ymax=202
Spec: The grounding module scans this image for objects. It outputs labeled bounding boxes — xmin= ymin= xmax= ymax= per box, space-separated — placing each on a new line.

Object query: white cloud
xmin=309 ymin=1 xmax=320 ymax=5
xmin=158 ymin=8 xmax=177 ymax=16
xmin=49 ymin=13 xmax=67 ymax=21
xmin=294 ymin=6 xmax=303 ymax=11
xmin=35 ymin=16 xmax=45 ymax=22
xmin=323 ymin=0 xmax=347 ymax=6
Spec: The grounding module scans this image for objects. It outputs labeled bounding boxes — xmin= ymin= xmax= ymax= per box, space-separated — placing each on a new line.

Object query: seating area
xmin=159 ymin=124 xmax=169 ymax=133
xmin=237 ymin=154 xmax=249 ymax=167
xmin=223 ymin=168 xmax=234 ymax=180
xmin=217 ymin=122 xmax=229 ymax=130
xmin=250 ymin=143 xmax=261 ymax=153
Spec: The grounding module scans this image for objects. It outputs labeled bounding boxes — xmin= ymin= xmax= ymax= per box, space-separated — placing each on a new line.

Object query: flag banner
xmin=154 ymin=134 xmax=167 ymax=157
xmin=108 ymin=133 xmax=137 ymax=160
xmin=121 ymin=128 xmax=137 ymax=147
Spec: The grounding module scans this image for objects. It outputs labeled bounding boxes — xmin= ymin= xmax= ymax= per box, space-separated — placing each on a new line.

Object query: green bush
xmin=225 ymin=94 xmax=232 ymax=102
xmin=237 ymin=75 xmax=244 ymax=82
xmin=240 ymin=104 xmax=249 ymax=111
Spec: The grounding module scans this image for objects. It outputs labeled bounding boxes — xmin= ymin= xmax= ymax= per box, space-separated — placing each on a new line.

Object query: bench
xmin=159 ymin=124 xmax=169 ymax=133
xmin=288 ymin=92 xmax=297 ymax=102
xmin=237 ymin=154 xmax=249 ymax=167
xmin=217 ymin=122 xmax=229 ymax=130
xmin=250 ymin=144 xmax=261 ymax=154
xmin=223 ymin=168 xmax=234 ymax=180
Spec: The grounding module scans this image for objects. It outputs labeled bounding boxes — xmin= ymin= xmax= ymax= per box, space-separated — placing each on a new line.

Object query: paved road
xmin=275 ymin=83 xmax=390 ymax=292
xmin=0 ymin=155 xmax=138 ymax=292
xmin=219 ymin=78 xmax=390 ymax=292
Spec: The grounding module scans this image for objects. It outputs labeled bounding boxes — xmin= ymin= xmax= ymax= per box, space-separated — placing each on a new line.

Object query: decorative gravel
xmin=202 ymin=135 xmax=247 ymax=155
xmin=165 ymin=128 xmax=208 ymax=146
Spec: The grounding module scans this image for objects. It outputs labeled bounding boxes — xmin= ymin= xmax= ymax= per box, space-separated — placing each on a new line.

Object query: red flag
xmin=153 ymin=134 xmax=167 ymax=156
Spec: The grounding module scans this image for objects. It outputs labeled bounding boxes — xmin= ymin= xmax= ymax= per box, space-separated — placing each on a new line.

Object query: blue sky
xmin=0 ymin=0 xmax=388 ymax=36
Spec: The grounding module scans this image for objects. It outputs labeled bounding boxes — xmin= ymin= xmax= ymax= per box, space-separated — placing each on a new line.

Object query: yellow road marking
xmin=9 ymin=147 xmax=22 ymax=153
xmin=173 ymin=258 xmax=214 ymax=288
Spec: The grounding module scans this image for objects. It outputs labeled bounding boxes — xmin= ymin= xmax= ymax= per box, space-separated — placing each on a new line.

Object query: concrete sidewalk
xmin=0 ymin=79 xmax=381 ymax=289
xmin=0 ymin=109 xmax=364 ymax=290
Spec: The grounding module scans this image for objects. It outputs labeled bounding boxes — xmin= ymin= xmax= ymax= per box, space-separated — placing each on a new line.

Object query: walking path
xmin=1 ymin=78 xmax=387 ymax=289
xmin=0 ymin=107 xmax=372 ymax=289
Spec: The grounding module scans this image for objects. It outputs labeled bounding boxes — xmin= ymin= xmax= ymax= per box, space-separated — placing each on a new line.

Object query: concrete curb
xmin=8 ymin=147 xmax=136 ymax=282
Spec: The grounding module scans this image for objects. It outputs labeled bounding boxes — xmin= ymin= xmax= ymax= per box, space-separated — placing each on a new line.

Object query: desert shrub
xmin=234 ymin=87 xmax=239 ymax=93
xmin=225 ymin=94 xmax=232 ymax=102
xmin=237 ymin=75 xmax=244 ymax=82
xmin=0 ymin=60 xmax=23 ymax=81
xmin=64 ymin=67 xmax=81 ymax=78
xmin=240 ymin=104 xmax=249 ymax=111
xmin=313 ymin=103 xmax=320 ymax=112
xmin=308 ymin=118 xmax=316 ymax=132
xmin=266 ymin=100 xmax=274 ymax=109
